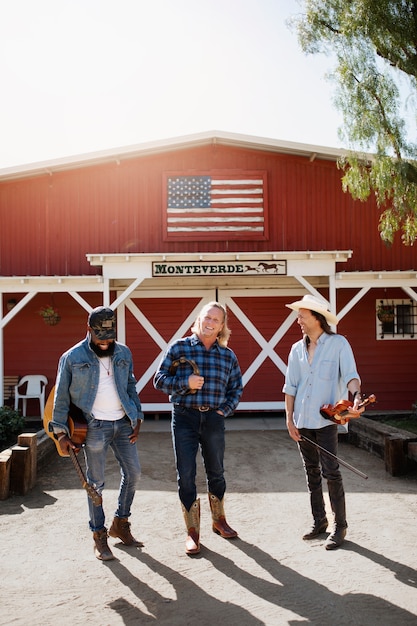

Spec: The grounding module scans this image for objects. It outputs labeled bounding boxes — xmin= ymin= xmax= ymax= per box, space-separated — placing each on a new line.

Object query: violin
xmin=320 ymin=394 xmax=376 ymax=425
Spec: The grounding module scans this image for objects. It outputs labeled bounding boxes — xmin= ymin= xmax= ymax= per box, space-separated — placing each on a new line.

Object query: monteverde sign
xmin=152 ymin=260 xmax=287 ymax=277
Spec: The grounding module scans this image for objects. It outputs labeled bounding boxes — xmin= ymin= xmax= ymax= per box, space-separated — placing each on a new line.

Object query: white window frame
xmin=376 ymin=299 xmax=417 ymax=340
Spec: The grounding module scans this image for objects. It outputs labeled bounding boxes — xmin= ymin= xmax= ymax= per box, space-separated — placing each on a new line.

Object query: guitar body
xmin=43 ymin=386 xmax=88 ymax=457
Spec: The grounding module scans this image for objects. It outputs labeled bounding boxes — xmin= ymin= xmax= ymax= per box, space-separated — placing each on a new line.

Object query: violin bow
xmin=301 ymin=435 xmax=368 ymax=480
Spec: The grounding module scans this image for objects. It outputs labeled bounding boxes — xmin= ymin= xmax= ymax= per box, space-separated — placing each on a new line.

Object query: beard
xmin=89 ymin=340 xmax=116 ymax=358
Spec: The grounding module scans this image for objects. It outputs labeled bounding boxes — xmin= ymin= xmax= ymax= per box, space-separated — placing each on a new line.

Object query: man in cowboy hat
xmin=283 ymin=294 xmax=364 ymax=550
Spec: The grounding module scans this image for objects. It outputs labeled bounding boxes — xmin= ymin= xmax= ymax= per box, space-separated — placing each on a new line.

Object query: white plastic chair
xmin=14 ymin=375 xmax=48 ymax=417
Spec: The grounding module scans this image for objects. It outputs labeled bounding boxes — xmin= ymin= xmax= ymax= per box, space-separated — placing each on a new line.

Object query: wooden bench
xmin=0 ymin=432 xmax=38 ymax=499
xmin=348 ymin=416 xmax=417 ymax=476
xmin=407 ymin=441 xmax=417 ymax=463
xmin=2 ymin=376 xmax=20 ymax=406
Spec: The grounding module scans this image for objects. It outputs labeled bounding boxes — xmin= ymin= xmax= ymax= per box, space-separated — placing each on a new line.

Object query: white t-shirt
xmin=92 ymin=357 xmax=125 ymax=421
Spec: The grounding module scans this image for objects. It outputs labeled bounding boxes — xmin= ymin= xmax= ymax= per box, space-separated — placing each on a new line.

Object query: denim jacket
xmin=49 ymin=335 xmax=144 ymax=435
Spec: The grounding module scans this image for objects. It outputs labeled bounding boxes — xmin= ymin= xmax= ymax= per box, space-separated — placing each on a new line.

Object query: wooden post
xmin=407 ymin=441 xmax=417 ymax=462
xmin=384 ymin=435 xmax=409 ymax=476
xmin=18 ymin=433 xmax=38 ymax=489
xmin=9 ymin=445 xmax=31 ymax=495
xmin=0 ymin=450 xmax=12 ymax=500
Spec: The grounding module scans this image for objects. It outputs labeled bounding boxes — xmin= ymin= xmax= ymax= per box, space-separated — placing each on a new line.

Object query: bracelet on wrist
xmin=57 ymin=433 xmax=67 ymax=441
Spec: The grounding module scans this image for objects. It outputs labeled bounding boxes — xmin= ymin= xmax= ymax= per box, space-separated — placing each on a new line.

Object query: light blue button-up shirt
xmin=283 ymin=332 xmax=360 ymax=429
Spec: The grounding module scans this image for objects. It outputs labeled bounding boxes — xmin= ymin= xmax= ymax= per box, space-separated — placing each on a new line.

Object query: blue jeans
xmin=171 ymin=404 xmax=226 ymax=510
xmin=84 ymin=417 xmax=141 ymax=532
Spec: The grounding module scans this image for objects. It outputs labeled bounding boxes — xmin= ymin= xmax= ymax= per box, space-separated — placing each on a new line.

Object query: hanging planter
xmin=376 ymin=303 xmax=395 ymax=323
xmin=38 ymin=305 xmax=61 ymax=326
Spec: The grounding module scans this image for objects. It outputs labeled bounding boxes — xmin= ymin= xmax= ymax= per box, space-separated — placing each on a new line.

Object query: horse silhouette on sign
xmin=257 ymin=262 xmax=285 ymax=274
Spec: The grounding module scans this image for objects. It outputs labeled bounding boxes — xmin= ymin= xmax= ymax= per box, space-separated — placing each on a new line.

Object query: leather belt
xmin=174 ymin=404 xmax=214 ymax=412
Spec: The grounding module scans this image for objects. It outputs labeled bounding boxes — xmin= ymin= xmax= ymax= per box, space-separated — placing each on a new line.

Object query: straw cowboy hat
xmin=286 ymin=294 xmax=339 ymax=326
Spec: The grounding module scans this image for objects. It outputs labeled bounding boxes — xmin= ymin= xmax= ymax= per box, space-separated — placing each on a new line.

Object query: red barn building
xmin=0 ymin=130 xmax=416 ymax=415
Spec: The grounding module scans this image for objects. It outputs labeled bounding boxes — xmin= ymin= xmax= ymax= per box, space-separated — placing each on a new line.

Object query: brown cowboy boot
xmin=109 ymin=517 xmax=144 ymax=547
xmin=181 ymin=499 xmax=200 ymax=555
xmin=93 ymin=527 xmax=115 ymax=561
xmin=208 ymin=493 xmax=238 ymax=538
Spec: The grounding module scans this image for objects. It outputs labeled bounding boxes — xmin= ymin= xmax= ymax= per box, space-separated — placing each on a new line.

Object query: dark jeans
xmin=298 ymin=424 xmax=347 ymax=528
xmin=171 ymin=404 xmax=226 ymax=510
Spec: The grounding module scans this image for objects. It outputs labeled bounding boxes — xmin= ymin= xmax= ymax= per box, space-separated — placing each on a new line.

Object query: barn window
xmin=376 ymin=299 xmax=417 ymax=340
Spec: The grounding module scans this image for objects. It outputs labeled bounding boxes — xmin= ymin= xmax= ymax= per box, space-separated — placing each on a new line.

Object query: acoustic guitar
xmin=43 ymin=386 xmax=102 ymax=506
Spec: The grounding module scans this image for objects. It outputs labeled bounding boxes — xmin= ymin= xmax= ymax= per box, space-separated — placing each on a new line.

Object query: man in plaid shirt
xmin=154 ymin=301 xmax=243 ymax=555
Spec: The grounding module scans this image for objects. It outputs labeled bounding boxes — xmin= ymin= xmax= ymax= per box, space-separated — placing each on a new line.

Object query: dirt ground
xmin=1 ymin=418 xmax=417 ymax=626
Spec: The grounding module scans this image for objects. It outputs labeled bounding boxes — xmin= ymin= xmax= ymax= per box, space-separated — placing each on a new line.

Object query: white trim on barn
xmin=0 ymin=276 xmax=105 ymax=405
xmin=0 ymin=130 xmax=349 ymax=182
xmin=2 ymin=251 xmax=417 ymax=410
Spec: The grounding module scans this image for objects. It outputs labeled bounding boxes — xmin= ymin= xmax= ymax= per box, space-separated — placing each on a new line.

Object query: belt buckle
xmin=198 ymin=406 xmax=211 ymax=412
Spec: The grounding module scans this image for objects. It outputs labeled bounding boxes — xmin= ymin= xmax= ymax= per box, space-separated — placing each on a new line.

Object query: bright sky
xmin=0 ymin=0 xmax=344 ymax=170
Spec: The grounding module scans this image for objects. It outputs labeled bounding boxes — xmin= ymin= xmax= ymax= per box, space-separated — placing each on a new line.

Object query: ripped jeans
xmin=84 ymin=416 xmax=141 ymax=532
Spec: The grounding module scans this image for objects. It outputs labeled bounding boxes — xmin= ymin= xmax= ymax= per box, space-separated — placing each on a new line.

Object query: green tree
xmin=291 ymin=0 xmax=417 ymax=245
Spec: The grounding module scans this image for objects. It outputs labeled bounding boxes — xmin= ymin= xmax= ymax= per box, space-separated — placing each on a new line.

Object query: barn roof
xmin=0 ymin=130 xmax=347 ymax=182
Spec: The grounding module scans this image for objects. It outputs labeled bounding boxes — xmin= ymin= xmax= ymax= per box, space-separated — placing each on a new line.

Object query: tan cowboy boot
xmin=181 ymin=499 xmax=200 ymax=555
xmin=109 ymin=517 xmax=144 ymax=547
xmin=208 ymin=493 xmax=238 ymax=538
xmin=93 ymin=527 xmax=115 ymax=561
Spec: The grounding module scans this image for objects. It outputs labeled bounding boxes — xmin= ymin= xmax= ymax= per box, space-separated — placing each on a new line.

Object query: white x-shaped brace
xmin=223 ymin=296 xmax=293 ymax=385
xmin=126 ymin=292 xmax=295 ymax=393
xmin=125 ymin=293 xmax=215 ymax=394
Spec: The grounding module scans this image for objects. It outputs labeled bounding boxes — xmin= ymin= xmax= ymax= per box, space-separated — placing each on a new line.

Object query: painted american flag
xmin=164 ymin=172 xmax=267 ymax=240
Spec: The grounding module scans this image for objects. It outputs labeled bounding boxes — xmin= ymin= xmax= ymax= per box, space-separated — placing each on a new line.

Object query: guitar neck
xmin=69 ymin=447 xmax=87 ymax=484
xmin=69 ymin=448 xmax=102 ymax=506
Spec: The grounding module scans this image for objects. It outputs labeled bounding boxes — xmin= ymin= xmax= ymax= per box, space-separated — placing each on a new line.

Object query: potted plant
xmin=376 ymin=302 xmax=395 ymax=323
xmin=38 ymin=304 xmax=61 ymax=326
xmin=0 ymin=406 xmax=26 ymax=451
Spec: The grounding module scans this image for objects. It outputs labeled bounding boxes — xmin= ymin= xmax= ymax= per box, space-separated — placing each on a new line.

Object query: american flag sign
xmin=165 ymin=172 xmax=267 ymax=240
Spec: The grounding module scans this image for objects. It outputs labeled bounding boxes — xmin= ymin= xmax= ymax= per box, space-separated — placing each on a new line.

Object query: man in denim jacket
xmin=50 ymin=306 xmax=144 ymax=561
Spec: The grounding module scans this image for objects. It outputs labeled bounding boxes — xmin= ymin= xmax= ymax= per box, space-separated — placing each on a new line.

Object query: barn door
xmin=121 ymin=289 xmax=217 ymax=413
xmin=218 ymin=289 xmax=298 ymax=411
